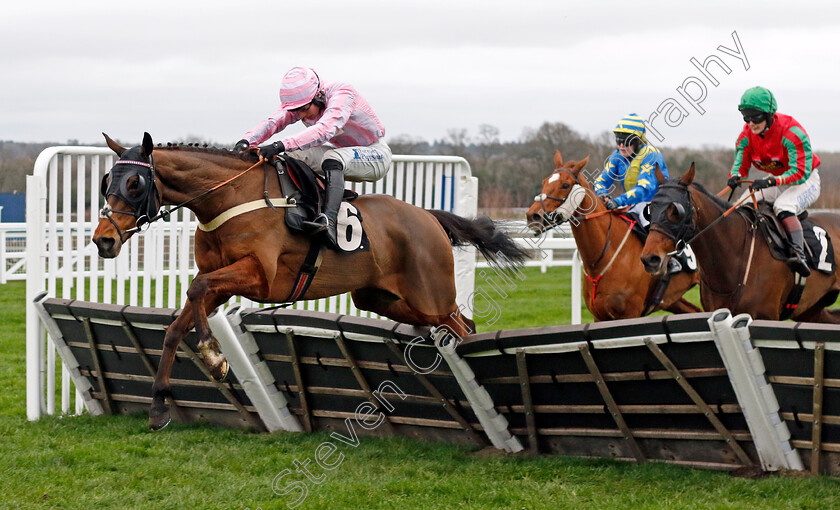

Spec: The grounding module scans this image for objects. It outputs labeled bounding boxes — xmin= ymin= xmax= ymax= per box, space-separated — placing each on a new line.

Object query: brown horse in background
xmin=526 ymin=151 xmax=700 ymax=321
xmin=640 ymin=164 xmax=840 ymax=321
xmin=92 ymin=133 xmax=526 ymax=430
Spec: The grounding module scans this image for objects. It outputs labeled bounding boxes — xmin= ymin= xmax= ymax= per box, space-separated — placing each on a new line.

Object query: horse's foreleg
xmin=187 ymin=256 xmax=268 ymax=382
xmin=150 ymin=301 xmax=195 ymax=430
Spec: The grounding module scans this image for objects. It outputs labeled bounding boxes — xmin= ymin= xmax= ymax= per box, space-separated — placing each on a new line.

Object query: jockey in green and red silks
xmin=727 ymin=86 xmax=822 ymax=277
xmin=594 ymin=113 xmax=669 ymax=220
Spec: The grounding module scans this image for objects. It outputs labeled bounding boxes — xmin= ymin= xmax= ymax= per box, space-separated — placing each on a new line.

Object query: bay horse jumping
xmin=640 ymin=163 xmax=840 ymax=322
xmin=525 ymin=150 xmax=700 ymax=321
xmin=92 ymin=133 xmax=527 ymax=430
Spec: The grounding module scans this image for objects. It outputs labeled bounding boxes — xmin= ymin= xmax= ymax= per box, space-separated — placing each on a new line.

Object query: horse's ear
xmin=571 ymin=156 xmax=589 ymax=174
xmin=554 ymin=150 xmax=563 ymax=168
xmin=680 ymin=162 xmax=696 ymax=185
xmin=102 ymin=133 xmax=126 ymax=156
xmin=141 ymin=132 xmax=154 ymax=158
xmin=654 ymin=163 xmax=667 ymax=184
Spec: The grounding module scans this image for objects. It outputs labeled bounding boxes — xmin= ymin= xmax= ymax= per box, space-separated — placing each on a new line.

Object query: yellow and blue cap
xmin=613 ymin=113 xmax=647 ymax=143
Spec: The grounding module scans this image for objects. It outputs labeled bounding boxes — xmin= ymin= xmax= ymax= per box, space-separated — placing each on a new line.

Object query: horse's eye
xmin=668 ymin=202 xmax=687 ymax=223
xmin=561 ymin=183 xmax=571 ymax=190
xmin=126 ymin=175 xmax=146 ymax=197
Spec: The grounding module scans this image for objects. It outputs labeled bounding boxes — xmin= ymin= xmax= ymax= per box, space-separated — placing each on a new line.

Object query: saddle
xmin=269 ymin=157 xmax=367 ymax=302
xmin=275 ymin=156 xmax=358 ymax=234
xmin=739 ymin=202 xmax=836 ymax=275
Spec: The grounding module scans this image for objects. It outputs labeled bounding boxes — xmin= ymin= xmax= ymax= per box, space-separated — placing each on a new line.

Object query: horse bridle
xmin=533 ymin=168 xmax=588 ymax=227
xmin=99 ymin=154 xmax=161 ymax=243
xmin=648 ymin=181 xmax=696 ymax=254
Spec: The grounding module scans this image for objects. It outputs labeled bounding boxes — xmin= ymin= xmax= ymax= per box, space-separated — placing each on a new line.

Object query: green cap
xmin=738 ymin=86 xmax=777 ymax=115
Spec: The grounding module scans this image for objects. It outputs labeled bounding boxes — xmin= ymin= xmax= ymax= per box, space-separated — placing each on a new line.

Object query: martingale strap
xmin=583 ymin=215 xmax=637 ymax=314
xmin=284 ymin=241 xmax=325 ymax=302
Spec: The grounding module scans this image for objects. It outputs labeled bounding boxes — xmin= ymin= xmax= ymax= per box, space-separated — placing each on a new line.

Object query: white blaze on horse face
xmin=548 ymin=173 xmax=560 ymax=184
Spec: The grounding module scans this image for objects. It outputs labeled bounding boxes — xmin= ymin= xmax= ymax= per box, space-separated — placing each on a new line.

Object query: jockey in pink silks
xmin=235 ymin=66 xmax=391 ymax=247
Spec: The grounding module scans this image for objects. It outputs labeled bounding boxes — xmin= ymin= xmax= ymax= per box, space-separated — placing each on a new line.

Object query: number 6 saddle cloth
xmin=278 ymin=156 xmax=369 ymax=254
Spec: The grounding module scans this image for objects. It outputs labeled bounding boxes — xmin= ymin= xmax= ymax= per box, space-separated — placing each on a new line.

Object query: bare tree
xmin=387 ymin=134 xmax=430 ymax=155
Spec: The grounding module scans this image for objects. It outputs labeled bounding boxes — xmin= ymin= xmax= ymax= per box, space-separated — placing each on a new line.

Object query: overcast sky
xmin=3 ymin=1 xmax=840 ymax=153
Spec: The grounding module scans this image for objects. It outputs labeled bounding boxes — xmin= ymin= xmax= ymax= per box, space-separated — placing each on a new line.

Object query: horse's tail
xmin=428 ymin=210 xmax=528 ymax=268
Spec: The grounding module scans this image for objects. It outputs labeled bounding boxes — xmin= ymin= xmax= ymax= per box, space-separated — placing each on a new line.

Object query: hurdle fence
xmin=32 ymin=296 xmax=840 ymax=475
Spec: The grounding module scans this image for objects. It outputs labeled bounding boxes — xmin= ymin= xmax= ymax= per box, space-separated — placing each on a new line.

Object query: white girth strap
xmin=198 ymin=198 xmax=294 ymax=232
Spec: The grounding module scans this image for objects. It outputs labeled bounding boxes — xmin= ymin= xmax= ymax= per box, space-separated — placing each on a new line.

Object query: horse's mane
xmin=154 ymin=144 xmax=256 ymax=163
xmin=688 ymin=181 xmax=731 ymax=211
xmin=659 ymin=178 xmax=730 ymax=212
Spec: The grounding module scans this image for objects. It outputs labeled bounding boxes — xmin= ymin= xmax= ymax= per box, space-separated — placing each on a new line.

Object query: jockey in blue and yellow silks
xmin=594 ymin=113 xmax=695 ymax=274
xmin=594 ymin=113 xmax=668 ymax=223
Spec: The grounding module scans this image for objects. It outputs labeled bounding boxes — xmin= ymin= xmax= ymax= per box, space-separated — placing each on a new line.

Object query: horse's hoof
xmin=211 ymin=359 xmax=229 ymax=383
xmin=149 ymin=411 xmax=171 ymax=431
xmin=149 ymin=407 xmax=172 ymax=431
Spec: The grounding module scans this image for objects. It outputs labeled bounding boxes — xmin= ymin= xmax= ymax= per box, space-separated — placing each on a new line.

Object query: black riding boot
xmin=780 ymin=213 xmax=811 ymax=277
xmin=302 ymin=159 xmax=345 ymax=247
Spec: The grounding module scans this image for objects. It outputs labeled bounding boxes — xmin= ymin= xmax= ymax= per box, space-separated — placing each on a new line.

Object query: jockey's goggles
xmin=741 ymin=110 xmax=767 ymax=124
xmin=615 ymin=133 xmax=636 ymax=146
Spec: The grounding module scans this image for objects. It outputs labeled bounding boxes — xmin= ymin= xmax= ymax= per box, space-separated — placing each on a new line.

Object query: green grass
xmin=1 ymin=276 xmax=838 ymax=510
xmin=474 ymin=266 xmax=702 ymax=332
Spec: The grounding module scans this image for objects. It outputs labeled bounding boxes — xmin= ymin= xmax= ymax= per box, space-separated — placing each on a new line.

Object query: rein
xmin=156 ymin=157 xmax=267 ymax=221
xmin=101 ymin=155 xmax=267 ymax=240
xmin=665 ymin=185 xmax=758 ymax=256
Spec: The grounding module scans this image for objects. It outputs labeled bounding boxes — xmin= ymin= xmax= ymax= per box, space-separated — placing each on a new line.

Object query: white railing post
xmin=572 ymin=250 xmax=582 ymax=325
xmin=25 ymin=174 xmax=46 ymax=421
xmin=541 ymin=229 xmax=553 ymax=274
xmin=0 ymin=206 xmax=5 ymax=284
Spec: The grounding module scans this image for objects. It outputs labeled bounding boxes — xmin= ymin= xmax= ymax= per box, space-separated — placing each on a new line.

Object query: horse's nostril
xmin=94 ymin=237 xmax=115 ymax=254
xmin=642 ymin=255 xmax=661 ymax=270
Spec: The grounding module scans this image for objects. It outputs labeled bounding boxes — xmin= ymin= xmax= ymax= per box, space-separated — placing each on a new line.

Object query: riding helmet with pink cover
xmin=279 ymin=67 xmax=320 ymax=110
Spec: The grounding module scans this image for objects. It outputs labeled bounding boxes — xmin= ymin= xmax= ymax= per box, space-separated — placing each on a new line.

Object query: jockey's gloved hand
xmin=750 ymin=177 xmax=776 ymax=191
xmin=604 ymin=198 xmax=618 ymax=210
xmin=258 ymin=141 xmax=285 ymax=161
xmin=727 ymin=176 xmax=741 ymax=190
xmin=233 ymin=139 xmax=250 ymax=152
